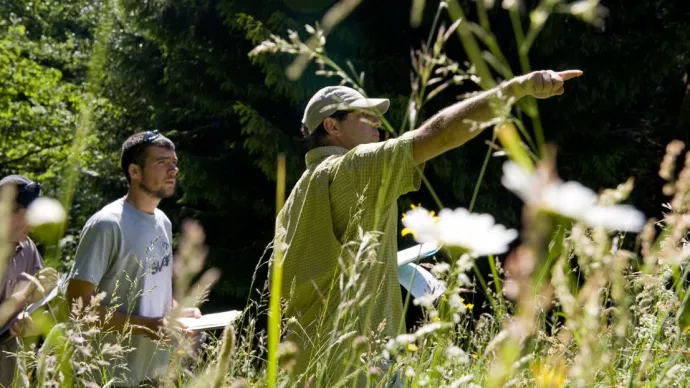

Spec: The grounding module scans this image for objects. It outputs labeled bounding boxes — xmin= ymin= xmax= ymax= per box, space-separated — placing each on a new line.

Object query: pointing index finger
xmin=557 ymin=70 xmax=583 ymax=81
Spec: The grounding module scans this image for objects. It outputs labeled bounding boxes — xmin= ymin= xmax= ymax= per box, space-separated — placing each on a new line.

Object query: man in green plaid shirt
xmin=275 ymin=70 xmax=582 ymax=383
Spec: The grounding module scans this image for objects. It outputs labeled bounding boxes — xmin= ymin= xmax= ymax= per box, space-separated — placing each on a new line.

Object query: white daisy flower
xmin=26 ymin=197 xmax=66 ymax=226
xmin=584 ymin=204 xmax=647 ymax=232
xmin=437 ymin=208 xmax=517 ymax=256
xmin=402 ymin=206 xmax=518 ymax=256
xmin=401 ymin=206 xmax=438 ymax=243
xmin=501 ymin=161 xmax=645 ymax=232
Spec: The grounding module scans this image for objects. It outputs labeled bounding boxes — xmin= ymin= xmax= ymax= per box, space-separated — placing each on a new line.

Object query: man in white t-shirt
xmin=67 ymin=130 xmax=200 ymax=386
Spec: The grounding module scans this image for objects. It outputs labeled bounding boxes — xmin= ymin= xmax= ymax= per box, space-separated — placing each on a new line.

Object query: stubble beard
xmin=139 ymin=180 xmax=174 ymax=199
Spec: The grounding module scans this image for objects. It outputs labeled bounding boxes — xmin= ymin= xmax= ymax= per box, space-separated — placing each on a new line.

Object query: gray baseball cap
xmin=0 ymin=175 xmax=42 ymax=208
xmin=302 ymin=86 xmax=390 ymax=134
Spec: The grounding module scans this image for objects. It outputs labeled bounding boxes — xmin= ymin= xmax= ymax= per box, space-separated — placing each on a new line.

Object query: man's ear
xmin=322 ymin=117 xmax=339 ymax=137
xmin=128 ymin=164 xmax=141 ymax=180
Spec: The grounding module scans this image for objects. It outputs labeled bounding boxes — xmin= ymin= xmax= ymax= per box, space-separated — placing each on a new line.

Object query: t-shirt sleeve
xmin=164 ymin=216 xmax=173 ymax=245
xmin=68 ymin=217 xmax=119 ymax=286
xmin=341 ymin=131 xmax=424 ymax=207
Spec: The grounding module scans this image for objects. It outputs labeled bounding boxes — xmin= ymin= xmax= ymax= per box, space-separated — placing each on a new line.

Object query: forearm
xmin=0 ymin=280 xmax=38 ymax=327
xmin=96 ymin=306 xmax=160 ymax=336
xmin=0 ymin=293 xmax=27 ymax=328
xmin=411 ymin=79 xmax=522 ymax=165
xmin=66 ymin=280 xmax=162 ymax=338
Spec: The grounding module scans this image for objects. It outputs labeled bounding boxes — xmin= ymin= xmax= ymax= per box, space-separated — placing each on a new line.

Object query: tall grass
xmin=267 ymin=153 xmax=286 ymax=388
xmin=7 ymin=0 xmax=690 ymax=387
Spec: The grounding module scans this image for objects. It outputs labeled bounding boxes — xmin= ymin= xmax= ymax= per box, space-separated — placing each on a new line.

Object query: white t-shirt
xmin=69 ymin=197 xmax=173 ymax=385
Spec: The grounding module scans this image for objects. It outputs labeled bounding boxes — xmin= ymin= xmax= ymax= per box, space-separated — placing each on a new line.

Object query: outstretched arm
xmin=411 ymin=70 xmax=583 ymax=165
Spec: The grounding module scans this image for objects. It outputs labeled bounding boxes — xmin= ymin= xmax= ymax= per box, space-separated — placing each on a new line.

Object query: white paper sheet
xmin=397 ymin=262 xmax=446 ymax=300
xmin=178 ymin=310 xmax=242 ymax=331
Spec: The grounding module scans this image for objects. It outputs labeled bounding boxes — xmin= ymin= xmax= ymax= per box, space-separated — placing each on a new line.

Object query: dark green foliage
xmin=2 ymin=0 xmax=689 ymax=311
xmin=0 ymin=0 xmax=122 ymax=270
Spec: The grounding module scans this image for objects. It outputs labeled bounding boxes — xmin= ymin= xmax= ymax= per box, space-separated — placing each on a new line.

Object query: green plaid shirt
xmin=275 ymin=131 xmax=423 ymax=374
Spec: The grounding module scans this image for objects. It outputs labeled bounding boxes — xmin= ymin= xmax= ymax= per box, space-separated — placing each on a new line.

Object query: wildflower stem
xmin=214 ymin=325 xmax=236 ymax=388
xmin=510 ymin=118 xmax=539 ymax=159
xmin=508 ymin=6 xmax=549 ymax=157
xmin=508 ymin=9 xmax=529 ymax=75
xmin=629 ymin=313 xmax=671 ymax=387
xmin=411 ymin=4 xmax=444 ymax=134
xmin=425 ymin=1 xmax=445 ymax=55
xmin=487 ymin=255 xmax=505 ymax=318
xmin=534 ymin=224 xmax=565 ymax=290
xmin=446 ymin=0 xmax=496 ymax=90
xmin=476 ymin=2 xmax=490 ymax=30
xmin=497 ymin=121 xmax=534 ymax=172
xmin=530 ymin=111 xmax=545 ymax=157
xmin=468 ymin=129 xmax=497 ymax=211
xmin=267 ymin=154 xmax=287 ymax=387
xmin=472 ymin=263 xmax=497 ymax=313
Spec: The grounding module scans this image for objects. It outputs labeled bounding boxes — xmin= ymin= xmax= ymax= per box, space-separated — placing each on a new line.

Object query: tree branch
xmin=0 ymin=138 xmax=74 ymax=167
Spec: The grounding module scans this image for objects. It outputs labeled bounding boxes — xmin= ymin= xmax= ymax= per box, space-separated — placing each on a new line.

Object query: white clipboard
xmin=0 ymin=283 xmax=60 ymax=336
xmin=25 ymin=283 xmax=60 ymax=315
xmin=177 ymin=310 xmax=242 ymax=331
xmin=397 ymin=243 xmax=441 ymax=266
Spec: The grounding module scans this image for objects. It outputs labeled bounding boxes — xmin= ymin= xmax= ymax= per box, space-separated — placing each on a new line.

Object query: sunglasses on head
xmin=143 ymin=130 xmax=160 ymax=143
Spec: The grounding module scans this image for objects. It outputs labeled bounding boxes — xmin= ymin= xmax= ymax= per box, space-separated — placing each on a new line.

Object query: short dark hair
xmin=301 ymin=110 xmax=350 ymax=152
xmin=120 ymin=130 xmax=175 ymax=182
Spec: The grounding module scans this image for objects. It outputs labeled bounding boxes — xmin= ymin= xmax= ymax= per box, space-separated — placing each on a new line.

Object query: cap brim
xmin=306 ymin=97 xmax=391 ymax=134
xmin=347 ymin=98 xmax=390 ymax=116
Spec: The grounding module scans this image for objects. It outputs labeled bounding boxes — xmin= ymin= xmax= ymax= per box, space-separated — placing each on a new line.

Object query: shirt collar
xmin=305 ymin=146 xmax=348 ymax=169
